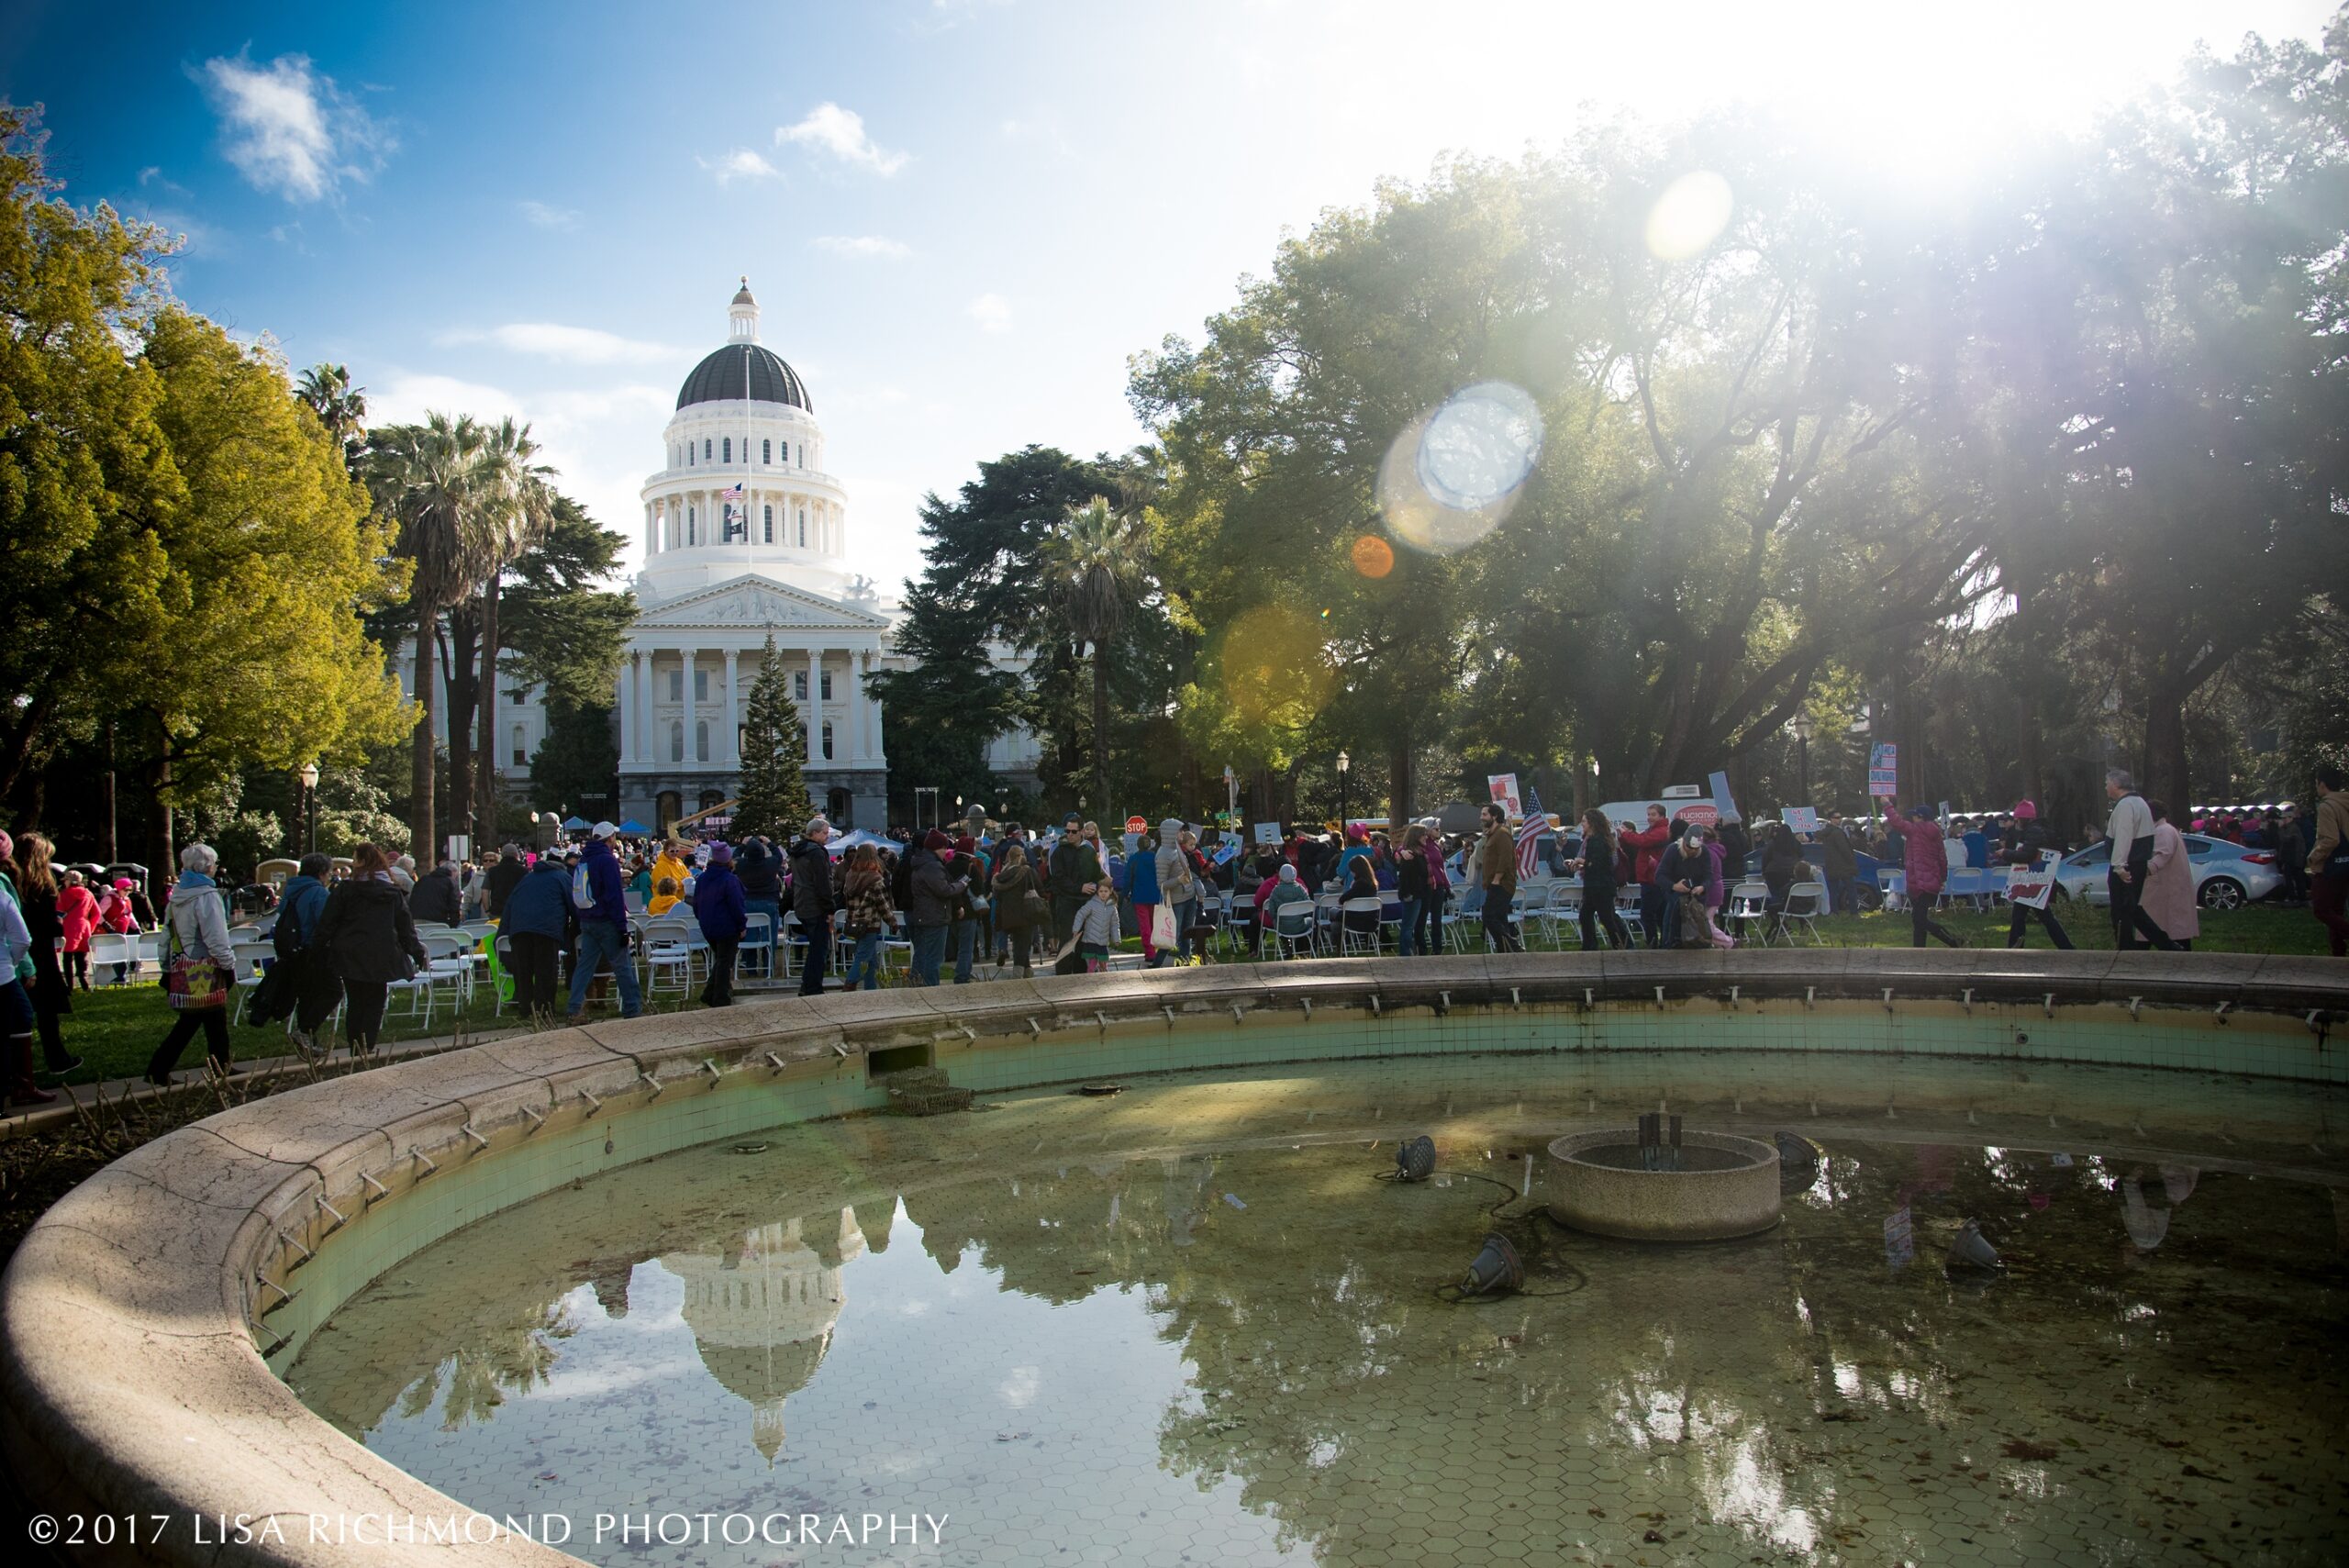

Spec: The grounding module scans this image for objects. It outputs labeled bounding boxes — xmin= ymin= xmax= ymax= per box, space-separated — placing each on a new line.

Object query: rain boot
xmin=8 ymin=1033 xmax=56 ymax=1106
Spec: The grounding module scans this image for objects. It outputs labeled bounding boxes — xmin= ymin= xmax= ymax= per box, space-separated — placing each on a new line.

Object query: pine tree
xmin=731 ymin=635 xmax=814 ymax=842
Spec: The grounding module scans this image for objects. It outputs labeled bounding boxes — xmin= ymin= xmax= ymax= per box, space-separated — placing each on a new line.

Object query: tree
xmin=469 ymin=418 xmax=556 ymax=848
xmin=730 ymin=636 xmax=813 ymax=842
xmin=526 ymin=700 xmax=618 ymax=819
xmin=1046 ymin=495 xmax=1153 ymax=814
xmin=366 ymin=413 xmax=504 ymax=858
xmin=295 ymin=363 xmax=368 ymax=473
xmin=497 ymin=495 xmax=635 ymax=710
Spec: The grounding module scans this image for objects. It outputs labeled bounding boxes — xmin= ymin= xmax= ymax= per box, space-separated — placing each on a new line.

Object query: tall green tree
xmin=526 ymin=700 xmax=618 ymax=819
xmin=1047 ymin=495 xmax=1154 ymax=814
xmin=295 ymin=363 xmax=368 ymax=473
xmin=496 ymin=495 xmax=635 ymax=710
xmin=730 ymin=636 xmax=813 ymax=842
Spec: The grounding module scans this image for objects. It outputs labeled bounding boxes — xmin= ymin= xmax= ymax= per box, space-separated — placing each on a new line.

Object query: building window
xmin=820 ymin=722 xmax=834 ymax=761
xmin=670 ymin=720 xmax=684 ymax=762
xmin=668 ymin=670 xmax=682 ymax=702
xmin=763 ymin=504 xmax=774 ymax=543
xmin=762 ymin=439 xmax=772 ymax=464
xmin=797 ymin=510 xmax=807 ymax=547
xmin=686 ymin=506 xmax=696 ymax=546
xmin=821 ymin=669 xmax=832 ymax=700
xmin=723 ymin=437 xmax=732 ymax=462
xmin=695 ymin=720 xmax=709 ymax=762
xmin=694 ymin=669 xmax=708 ymax=702
xmin=686 ymin=442 xmax=694 ymax=466
xmin=793 ymin=672 xmax=807 ymax=701
xmin=511 ymin=724 xmax=526 ymax=767
xmin=703 ymin=438 xmax=712 ymax=461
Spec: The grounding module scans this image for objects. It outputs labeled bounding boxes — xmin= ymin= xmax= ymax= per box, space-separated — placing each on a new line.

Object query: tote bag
xmin=164 ymin=908 xmax=229 ymax=1011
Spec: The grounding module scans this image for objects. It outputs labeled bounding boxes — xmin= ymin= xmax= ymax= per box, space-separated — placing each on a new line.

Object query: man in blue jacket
xmin=500 ymin=851 xmax=576 ymax=1019
xmin=566 ymin=822 xmax=643 ymax=1023
xmin=272 ymin=852 xmax=342 ymax=1055
xmin=694 ymin=841 xmax=748 ymax=1006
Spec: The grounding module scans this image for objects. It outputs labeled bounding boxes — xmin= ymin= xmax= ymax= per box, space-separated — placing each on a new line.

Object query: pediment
xmin=637 ymin=575 xmax=889 ymax=631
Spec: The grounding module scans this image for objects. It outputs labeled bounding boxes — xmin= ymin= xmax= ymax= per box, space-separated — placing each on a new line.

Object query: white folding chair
xmin=1339 ymin=895 xmax=1386 ymax=956
xmin=1773 ymin=882 xmax=1827 ymax=945
xmin=640 ymin=919 xmax=695 ymax=1000
xmin=1876 ymin=867 xmax=1907 ymax=912
xmin=739 ymin=912 xmax=774 ymax=978
xmin=1727 ymin=881 xmax=1772 ymax=945
xmin=1535 ymin=883 xmax=1582 ymax=945
xmin=228 ymin=938 xmax=275 ymax=1024
xmin=1614 ymin=888 xmax=1645 ymax=942
xmin=1269 ymin=901 xmax=1319 ymax=960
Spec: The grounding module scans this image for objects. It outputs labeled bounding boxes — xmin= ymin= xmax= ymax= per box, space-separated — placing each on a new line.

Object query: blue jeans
xmin=1174 ymin=898 xmax=1201 ymax=960
xmin=952 ymin=917 xmax=977 ymax=984
xmin=568 ymin=917 xmax=642 ymax=1018
xmin=908 ymin=923 xmax=947 ymax=986
xmin=844 ymin=930 xmax=883 ymax=990
xmin=1397 ymin=895 xmax=1421 ymax=956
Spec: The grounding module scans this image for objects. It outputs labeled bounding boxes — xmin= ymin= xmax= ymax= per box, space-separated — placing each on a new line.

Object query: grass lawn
xmin=30 ymin=898 xmax=2332 ymax=1089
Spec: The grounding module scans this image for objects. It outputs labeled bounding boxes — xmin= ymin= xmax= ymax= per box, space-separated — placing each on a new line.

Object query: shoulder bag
xmin=164 ymin=909 xmax=229 ymax=1011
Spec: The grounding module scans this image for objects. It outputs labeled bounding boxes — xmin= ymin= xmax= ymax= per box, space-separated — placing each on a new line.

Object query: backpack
xmin=572 ymin=860 xmax=599 ymax=911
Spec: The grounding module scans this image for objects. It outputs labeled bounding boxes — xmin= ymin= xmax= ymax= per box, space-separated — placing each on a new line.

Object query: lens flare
xmin=1645 ymin=170 xmax=1734 ymax=261
xmin=1378 ymin=383 xmax=1543 ymax=555
xmin=1350 ymin=534 xmax=1395 ymax=578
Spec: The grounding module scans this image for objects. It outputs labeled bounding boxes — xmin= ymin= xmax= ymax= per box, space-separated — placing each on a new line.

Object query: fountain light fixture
xmin=1395 ymin=1135 xmax=1437 ymax=1182
xmin=1462 ymin=1232 xmax=1524 ymax=1297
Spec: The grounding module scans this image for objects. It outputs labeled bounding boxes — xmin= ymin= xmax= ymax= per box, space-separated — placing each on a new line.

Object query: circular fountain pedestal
xmin=1547 ymin=1129 xmax=1781 ymax=1241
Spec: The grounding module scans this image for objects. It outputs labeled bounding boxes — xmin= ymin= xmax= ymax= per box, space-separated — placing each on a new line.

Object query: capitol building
xmin=475 ymin=280 xmax=1038 ymax=834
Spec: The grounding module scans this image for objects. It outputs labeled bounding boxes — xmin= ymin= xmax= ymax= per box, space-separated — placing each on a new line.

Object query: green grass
xmin=32 ymin=899 xmax=2331 ymax=1088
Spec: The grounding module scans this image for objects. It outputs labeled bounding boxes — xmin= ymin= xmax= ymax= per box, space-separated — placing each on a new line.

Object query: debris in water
xmin=1223 ymin=1193 xmax=1247 ymax=1210
xmin=732 ymin=1141 xmax=769 ymax=1155
xmin=2002 ymin=1439 xmax=2060 ymax=1462
xmin=1074 ymin=1084 xmax=1126 ymax=1096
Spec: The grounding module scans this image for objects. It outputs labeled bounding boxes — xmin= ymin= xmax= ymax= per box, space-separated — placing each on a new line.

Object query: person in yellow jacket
xmin=651 ymin=842 xmax=692 ymax=900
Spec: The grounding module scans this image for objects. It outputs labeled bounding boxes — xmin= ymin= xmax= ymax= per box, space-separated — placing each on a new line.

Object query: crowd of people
xmin=0 ymin=762 xmax=2342 ymax=1104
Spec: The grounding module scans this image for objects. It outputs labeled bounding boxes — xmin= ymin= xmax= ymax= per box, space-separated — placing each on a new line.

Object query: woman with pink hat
xmin=1998 ymin=799 xmax=2074 ymax=951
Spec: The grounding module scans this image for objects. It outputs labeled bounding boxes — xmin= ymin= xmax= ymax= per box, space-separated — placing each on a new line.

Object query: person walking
xmin=906 ymin=830 xmax=966 ymax=986
xmin=787 ymin=817 xmax=837 ymax=995
xmin=273 ymin=852 xmax=346 ymax=1056
xmin=2304 ymin=765 xmax=2349 ymax=956
xmin=307 ymin=842 xmax=430 ymax=1058
xmin=694 ymin=841 xmax=748 ymax=1006
xmin=1069 ymin=879 xmax=1123 ymax=973
xmin=2143 ymin=801 xmax=2199 ymax=951
xmin=565 ymin=822 xmax=645 ymax=1022
xmin=1397 ymin=823 xmax=1433 ymax=956
xmin=1620 ymin=805 xmax=1675 ymax=949
xmin=56 ymin=869 xmax=96 ymax=993
xmin=1157 ymin=819 xmax=1201 ymax=965
xmin=142 ymin=843 xmax=240 ymax=1084
xmin=991 ymin=844 xmax=1042 ymax=977
xmin=840 ymin=845 xmax=895 ymax=990
xmin=1047 ymin=813 xmax=1096 ymax=940
xmin=1570 ymin=809 xmax=1632 ymax=951
xmin=950 ymin=833 xmax=989 ymax=984
xmin=484 ymin=844 xmax=528 ymax=919
xmin=1816 ymin=812 xmax=1860 ymax=916
xmin=0 ymin=861 xmax=49 ymax=1106
xmin=2102 ymin=771 xmax=2177 ymax=951
xmin=1476 ymin=802 xmax=1522 ymax=952
xmin=9 ymin=834 xmax=83 ymax=1080
xmin=499 ymin=850 xmax=573 ymax=1019
xmin=1123 ymin=828 xmax=1164 ymax=966
xmin=1998 ymin=800 xmax=2074 ymax=950
xmin=1881 ymin=802 xmax=1965 ymax=949
xmin=737 ymin=833 xmax=784 ymax=954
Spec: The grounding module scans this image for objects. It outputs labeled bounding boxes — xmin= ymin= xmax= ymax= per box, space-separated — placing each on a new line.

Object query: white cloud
xmin=195 ymin=51 xmax=389 ymax=203
xmin=776 ymin=103 xmax=908 ymax=176
xmin=437 ymin=323 xmax=675 ymax=365
xmin=966 ymin=293 xmax=1013 ymax=334
xmin=697 ymin=147 xmax=780 ymax=183
xmin=812 ymin=234 xmax=912 ymax=260
xmin=518 ymin=199 xmax=580 ymax=229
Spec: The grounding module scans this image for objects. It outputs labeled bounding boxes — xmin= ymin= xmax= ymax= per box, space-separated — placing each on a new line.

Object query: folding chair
xmin=1773 ymin=882 xmax=1827 ymax=945
xmin=1876 ymin=867 xmax=1907 ymax=912
xmin=1535 ymin=883 xmax=1582 ymax=946
xmin=1339 ymin=895 xmax=1386 ymax=956
xmin=228 ymin=937 xmax=275 ymax=1024
xmin=1727 ymin=881 xmax=1772 ymax=945
xmin=1269 ymin=901 xmax=1319 ymax=960
xmin=640 ymin=920 xmax=695 ymax=1001
xmin=739 ymin=912 xmax=774 ymax=979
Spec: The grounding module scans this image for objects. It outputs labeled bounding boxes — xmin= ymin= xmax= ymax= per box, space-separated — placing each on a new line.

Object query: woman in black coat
xmin=312 ymin=843 xmax=429 ymax=1056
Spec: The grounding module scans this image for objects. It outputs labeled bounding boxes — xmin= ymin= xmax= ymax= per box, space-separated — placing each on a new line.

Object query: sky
xmin=5 ymin=0 xmax=2336 ymax=595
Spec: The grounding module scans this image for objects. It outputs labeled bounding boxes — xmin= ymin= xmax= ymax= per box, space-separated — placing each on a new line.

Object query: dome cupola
xmin=676 ymin=278 xmax=813 ymax=412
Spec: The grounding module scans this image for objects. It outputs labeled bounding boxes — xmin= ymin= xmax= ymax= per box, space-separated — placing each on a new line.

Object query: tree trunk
xmin=411 ymin=614 xmax=437 ymax=858
xmin=442 ymin=611 xmax=476 ymax=848
xmin=1089 ymin=639 xmax=1111 ymax=816
xmin=0 ymin=690 xmax=55 ymax=807
xmin=2145 ymin=671 xmax=2192 ymax=817
xmin=1388 ymin=740 xmax=1414 ymax=828
xmin=476 ymin=577 xmax=501 ymax=849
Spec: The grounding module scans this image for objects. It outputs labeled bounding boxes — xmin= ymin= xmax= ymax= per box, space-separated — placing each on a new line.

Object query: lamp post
xmin=1788 ymin=709 xmax=1814 ymax=807
xmin=1336 ymin=750 xmax=1351 ymax=829
xmin=298 ymin=762 xmax=320 ymax=857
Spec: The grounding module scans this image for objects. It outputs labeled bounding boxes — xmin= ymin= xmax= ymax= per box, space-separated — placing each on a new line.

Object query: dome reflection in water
xmin=289 ymin=1060 xmax=2349 ymax=1567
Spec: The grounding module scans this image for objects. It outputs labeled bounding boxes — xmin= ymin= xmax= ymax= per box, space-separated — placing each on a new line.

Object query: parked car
xmin=2053 ymin=835 xmax=2281 ymax=910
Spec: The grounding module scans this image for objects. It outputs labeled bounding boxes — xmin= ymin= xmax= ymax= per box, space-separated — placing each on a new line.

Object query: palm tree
xmin=295 ymin=363 xmax=368 ymax=473
xmin=367 ymin=414 xmax=502 ymax=858
xmin=1047 ymin=495 xmax=1152 ymax=814
xmin=472 ymin=417 xmax=557 ymax=847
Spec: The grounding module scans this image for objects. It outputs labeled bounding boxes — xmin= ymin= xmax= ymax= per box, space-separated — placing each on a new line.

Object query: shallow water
xmin=292 ymin=1060 xmax=2349 ymax=1566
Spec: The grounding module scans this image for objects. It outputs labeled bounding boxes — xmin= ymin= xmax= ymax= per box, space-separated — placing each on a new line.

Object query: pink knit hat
xmin=2012 ymin=800 xmax=2038 ymax=821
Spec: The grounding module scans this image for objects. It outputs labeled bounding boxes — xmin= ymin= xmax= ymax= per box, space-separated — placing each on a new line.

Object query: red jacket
xmin=1881 ymin=815 xmax=1948 ymax=896
xmin=1620 ymin=821 xmax=1674 ymax=885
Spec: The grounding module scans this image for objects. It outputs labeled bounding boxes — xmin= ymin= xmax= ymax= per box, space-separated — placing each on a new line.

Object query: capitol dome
xmin=675 ymin=341 xmax=811 ymax=413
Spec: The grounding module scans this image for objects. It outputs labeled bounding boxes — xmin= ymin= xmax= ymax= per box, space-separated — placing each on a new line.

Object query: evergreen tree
xmin=731 ymin=636 xmax=813 ymax=841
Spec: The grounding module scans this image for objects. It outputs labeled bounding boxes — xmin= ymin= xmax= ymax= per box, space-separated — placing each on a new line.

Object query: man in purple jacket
xmin=566 ymin=822 xmax=643 ymax=1022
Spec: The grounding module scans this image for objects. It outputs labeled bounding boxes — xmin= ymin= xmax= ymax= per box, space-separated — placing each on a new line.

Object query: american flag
xmin=1515 ymin=785 xmax=1550 ymax=879
xmin=718 ymin=483 xmax=745 ymax=500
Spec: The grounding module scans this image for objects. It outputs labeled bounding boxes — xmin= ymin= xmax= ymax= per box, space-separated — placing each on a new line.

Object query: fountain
xmin=1548 ymin=1114 xmax=1782 ymax=1240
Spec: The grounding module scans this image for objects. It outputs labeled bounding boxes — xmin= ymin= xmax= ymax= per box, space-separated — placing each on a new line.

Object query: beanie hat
xmin=707 ymin=842 xmax=734 ymax=864
xmin=1345 ymin=823 xmax=1369 ymax=842
xmin=2012 ymin=799 xmax=2038 ymax=821
xmin=924 ymin=828 xmax=951 ymax=851
xmin=1278 ymin=863 xmax=1298 ymax=882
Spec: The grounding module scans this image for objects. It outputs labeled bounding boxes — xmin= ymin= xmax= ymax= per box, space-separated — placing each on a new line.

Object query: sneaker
xmin=36 ymin=1054 xmax=83 ymax=1084
xmin=563 ymin=1013 xmax=589 ymax=1027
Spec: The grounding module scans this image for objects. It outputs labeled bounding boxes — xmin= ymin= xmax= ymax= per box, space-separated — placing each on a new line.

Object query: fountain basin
xmin=1547 ymin=1128 xmax=1781 ymax=1240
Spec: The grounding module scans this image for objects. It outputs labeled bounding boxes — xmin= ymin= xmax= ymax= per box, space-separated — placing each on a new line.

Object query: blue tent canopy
xmin=561 ymin=816 xmax=589 ymax=829
xmin=617 ymin=818 xmax=651 ymax=836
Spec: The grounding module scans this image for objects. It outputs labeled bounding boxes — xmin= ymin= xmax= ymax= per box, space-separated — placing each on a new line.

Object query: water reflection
xmin=292 ymin=1086 xmax=2349 ymax=1568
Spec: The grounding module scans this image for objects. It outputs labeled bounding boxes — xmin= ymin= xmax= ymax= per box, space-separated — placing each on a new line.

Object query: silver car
xmin=2054 ymin=835 xmax=2284 ymax=910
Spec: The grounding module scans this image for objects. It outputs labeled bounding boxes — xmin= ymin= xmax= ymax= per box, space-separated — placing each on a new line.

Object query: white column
xmin=867 ymin=651 xmax=886 ymax=767
xmin=845 ymin=651 xmax=866 ymax=764
xmin=723 ymin=648 xmax=741 ymax=763
xmin=682 ymin=646 xmax=698 ymax=768
xmin=618 ymin=651 xmax=634 ymax=762
xmin=639 ymin=649 xmax=655 ymax=763
xmin=805 ymin=647 xmax=823 ymax=766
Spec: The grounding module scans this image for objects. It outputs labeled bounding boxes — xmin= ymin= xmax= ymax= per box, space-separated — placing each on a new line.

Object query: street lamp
xmin=298 ymin=762 xmax=320 ymax=857
xmin=1336 ymin=750 xmax=1351 ymax=829
xmin=1787 ymin=709 xmax=1814 ymax=806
